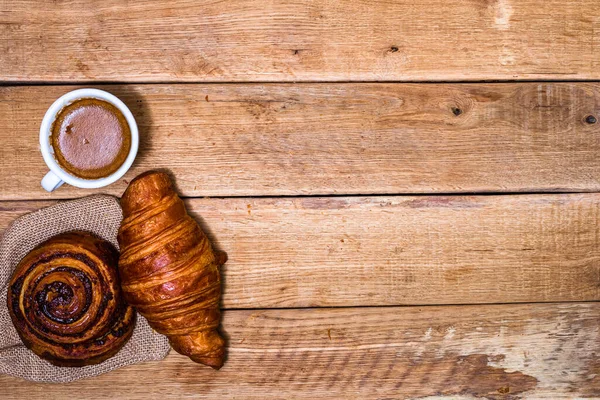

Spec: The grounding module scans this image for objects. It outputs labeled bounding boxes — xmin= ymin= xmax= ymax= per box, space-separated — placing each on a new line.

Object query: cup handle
xmin=41 ymin=171 xmax=64 ymax=192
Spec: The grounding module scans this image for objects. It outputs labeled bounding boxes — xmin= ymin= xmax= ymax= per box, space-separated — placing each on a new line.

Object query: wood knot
xmin=498 ymin=386 xmax=510 ymax=394
xmin=451 ymin=107 xmax=463 ymax=116
xmin=585 ymin=115 xmax=597 ymax=124
xmin=389 ymin=46 xmax=399 ymax=53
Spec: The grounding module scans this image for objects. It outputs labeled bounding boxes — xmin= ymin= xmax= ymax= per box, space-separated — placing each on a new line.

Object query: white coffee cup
xmin=40 ymin=88 xmax=139 ymax=192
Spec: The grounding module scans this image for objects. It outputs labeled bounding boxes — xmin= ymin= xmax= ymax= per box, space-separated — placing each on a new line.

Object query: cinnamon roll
xmin=7 ymin=231 xmax=135 ymax=367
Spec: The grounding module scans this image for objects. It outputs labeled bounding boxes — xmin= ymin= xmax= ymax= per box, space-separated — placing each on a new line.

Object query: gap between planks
xmin=7 ymin=79 xmax=600 ymax=86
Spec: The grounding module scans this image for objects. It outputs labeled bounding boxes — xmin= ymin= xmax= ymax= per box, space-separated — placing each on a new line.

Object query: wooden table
xmin=1 ymin=1 xmax=600 ymax=398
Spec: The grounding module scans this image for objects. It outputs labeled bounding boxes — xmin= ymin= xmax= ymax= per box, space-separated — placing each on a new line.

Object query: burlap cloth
xmin=0 ymin=195 xmax=171 ymax=383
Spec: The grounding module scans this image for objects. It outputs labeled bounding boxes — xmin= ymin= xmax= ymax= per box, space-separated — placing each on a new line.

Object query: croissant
xmin=118 ymin=171 xmax=227 ymax=369
xmin=7 ymin=231 xmax=135 ymax=367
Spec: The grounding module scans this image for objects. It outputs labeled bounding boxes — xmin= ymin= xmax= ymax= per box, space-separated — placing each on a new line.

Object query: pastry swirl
xmin=118 ymin=171 xmax=226 ymax=369
xmin=7 ymin=231 xmax=135 ymax=367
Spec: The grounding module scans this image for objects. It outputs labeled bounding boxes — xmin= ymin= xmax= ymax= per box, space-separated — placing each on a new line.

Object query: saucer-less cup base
xmin=39 ymin=89 xmax=139 ymax=192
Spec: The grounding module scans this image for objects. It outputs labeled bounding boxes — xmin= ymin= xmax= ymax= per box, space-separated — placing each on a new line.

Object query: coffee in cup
xmin=40 ymin=88 xmax=139 ymax=192
xmin=50 ymin=98 xmax=131 ymax=180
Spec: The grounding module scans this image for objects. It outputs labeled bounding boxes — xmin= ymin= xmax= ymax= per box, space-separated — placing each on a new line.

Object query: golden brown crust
xmin=6 ymin=231 xmax=135 ymax=367
xmin=118 ymin=171 xmax=226 ymax=369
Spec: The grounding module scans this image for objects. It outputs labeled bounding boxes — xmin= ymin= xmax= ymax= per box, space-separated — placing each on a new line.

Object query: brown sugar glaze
xmin=51 ymin=98 xmax=131 ymax=179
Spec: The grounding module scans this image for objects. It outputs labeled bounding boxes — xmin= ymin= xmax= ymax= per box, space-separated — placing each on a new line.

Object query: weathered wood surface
xmin=2 ymin=1 xmax=600 ymax=397
xmin=2 ymin=193 xmax=599 ymax=308
xmin=1 ymin=303 xmax=599 ymax=399
xmin=1 ymin=83 xmax=600 ymax=200
xmin=1 ymin=0 xmax=599 ymax=82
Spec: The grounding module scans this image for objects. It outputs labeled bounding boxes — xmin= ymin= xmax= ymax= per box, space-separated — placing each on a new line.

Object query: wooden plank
xmin=2 ymin=193 xmax=599 ymax=308
xmin=1 ymin=0 xmax=599 ymax=82
xmin=2 ymin=83 xmax=600 ymax=200
xmin=1 ymin=303 xmax=599 ymax=398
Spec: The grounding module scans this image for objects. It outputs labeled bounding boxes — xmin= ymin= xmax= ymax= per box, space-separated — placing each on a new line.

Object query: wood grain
xmin=1 ymin=303 xmax=599 ymax=398
xmin=1 ymin=83 xmax=600 ymax=200
xmin=2 ymin=193 xmax=599 ymax=308
xmin=1 ymin=0 xmax=599 ymax=82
